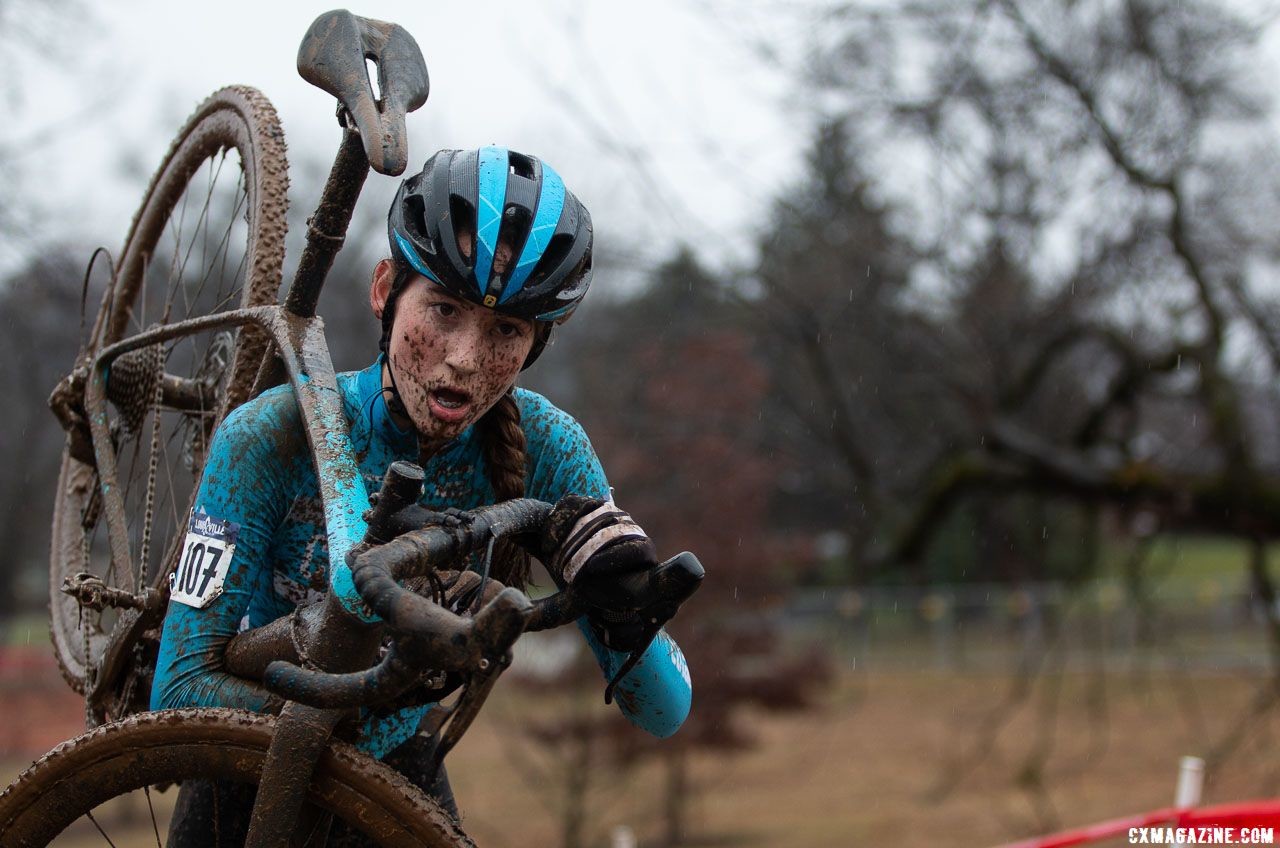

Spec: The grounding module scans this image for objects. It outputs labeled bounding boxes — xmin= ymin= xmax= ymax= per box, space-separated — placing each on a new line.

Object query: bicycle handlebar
xmin=352 ymin=497 xmax=551 ymax=628
xmin=263 ymin=586 xmax=536 ymax=709
xmin=260 ymin=465 xmax=701 ymax=713
xmin=261 ymin=496 xmax=579 ymax=708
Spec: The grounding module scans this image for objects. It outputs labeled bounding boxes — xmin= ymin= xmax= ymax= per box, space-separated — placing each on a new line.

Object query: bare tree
xmin=746 ymin=0 xmax=1280 ymax=814
xmin=756 ymin=0 xmax=1280 ymax=580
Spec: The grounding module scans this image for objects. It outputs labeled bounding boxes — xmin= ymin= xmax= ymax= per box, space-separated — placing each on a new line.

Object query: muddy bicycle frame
xmin=85 ymin=9 xmax=423 ymax=631
xmin=76 ymin=11 xmax=502 ymax=844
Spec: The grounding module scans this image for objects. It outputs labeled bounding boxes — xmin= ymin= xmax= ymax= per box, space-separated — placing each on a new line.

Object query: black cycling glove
xmin=539 ymin=495 xmax=660 ymax=652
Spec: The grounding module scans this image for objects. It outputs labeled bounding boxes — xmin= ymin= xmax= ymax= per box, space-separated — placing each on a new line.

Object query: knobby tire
xmin=49 ymin=86 xmax=288 ymax=696
xmin=0 ymin=708 xmax=474 ymax=847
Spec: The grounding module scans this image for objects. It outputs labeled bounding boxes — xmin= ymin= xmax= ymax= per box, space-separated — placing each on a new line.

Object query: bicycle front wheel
xmin=0 ymin=708 xmax=474 ymax=847
xmin=49 ymin=86 xmax=288 ymax=699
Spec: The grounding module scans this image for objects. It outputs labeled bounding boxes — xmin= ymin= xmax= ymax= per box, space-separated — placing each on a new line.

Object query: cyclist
xmin=152 ymin=146 xmax=693 ymax=843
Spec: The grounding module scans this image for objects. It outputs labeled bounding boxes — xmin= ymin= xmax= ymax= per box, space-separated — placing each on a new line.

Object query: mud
xmin=0 ymin=708 xmax=474 ymax=846
xmin=296 ymin=11 xmax=429 ymax=177
xmin=385 ymin=283 xmax=532 ymax=459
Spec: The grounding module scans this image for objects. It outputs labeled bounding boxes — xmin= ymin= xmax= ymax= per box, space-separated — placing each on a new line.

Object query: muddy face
xmin=382 ymin=279 xmax=534 ymax=455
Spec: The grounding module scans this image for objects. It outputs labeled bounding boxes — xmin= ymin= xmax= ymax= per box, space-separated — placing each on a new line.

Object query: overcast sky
xmin=7 ymin=0 xmax=818 ymax=281
xmin=12 ymin=0 xmax=1280 ymax=285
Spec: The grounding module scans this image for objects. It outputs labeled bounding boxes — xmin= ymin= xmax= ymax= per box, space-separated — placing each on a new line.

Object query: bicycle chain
xmin=69 ymin=448 xmax=101 ymax=726
xmin=116 ymin=640 xmax=146 ymax=719
xmin=138 ymin=342 xmax=167 ymax=592
xmin=73 ymin=335 xmax=163 ymax=724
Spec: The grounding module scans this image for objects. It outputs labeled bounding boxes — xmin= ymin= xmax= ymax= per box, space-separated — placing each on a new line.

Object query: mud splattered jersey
xmin=152 ymin=358 xmax=692 ymax=757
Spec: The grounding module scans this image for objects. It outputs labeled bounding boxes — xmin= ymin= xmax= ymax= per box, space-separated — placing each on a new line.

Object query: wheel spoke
xmin=85 ymin=809 xmax=120 ymax=848
xmin=145 ymin=785 xmax=162 ymax=848
xmin=196 ymin=169 xmax=248 ymax=303
xmin=176 ymin=152 xmax=231 ymax=318
xmin=159 ymin=184 xmax=194 ymax=331
xmin=210 ymin=236 xmax=252 ymax=315
xmin=214 ymin=173 xmax=249 ymax=295
xmin=49 ymin=87 xmax=286 ymax=698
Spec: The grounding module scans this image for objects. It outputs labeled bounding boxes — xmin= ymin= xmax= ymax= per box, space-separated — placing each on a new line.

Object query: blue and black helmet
xmin=387 ymin=146 xmax=594 ymax=324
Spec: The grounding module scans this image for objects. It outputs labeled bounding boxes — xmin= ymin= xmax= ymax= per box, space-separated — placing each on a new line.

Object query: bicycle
xmin=7 ymin=10 xmax=702 ymax=847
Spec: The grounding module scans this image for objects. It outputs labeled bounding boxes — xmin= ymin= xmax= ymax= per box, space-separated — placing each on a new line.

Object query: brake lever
xmin=426 ymin=649 xmax=509 ymax=778
xmin=604 ymin=627 xmax=661 ymax=705
xmin=600 ymin=551 xmax=705 ymax=704
xmin=417 ymin=583 xmax=530 ymax=777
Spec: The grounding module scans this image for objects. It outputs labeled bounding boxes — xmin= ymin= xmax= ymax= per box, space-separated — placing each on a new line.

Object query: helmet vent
xmin=530 ymin=233 xmax=574 ymax=286
xmin=508 ymin=152 xmax=536 ymax=179
xmin=449 ymin=194 xmax=477 ymax=264
xmin=404 ymin=194 xmax=429 ymax=244
xmin=502 ymin=206 xmax=532 ymax=240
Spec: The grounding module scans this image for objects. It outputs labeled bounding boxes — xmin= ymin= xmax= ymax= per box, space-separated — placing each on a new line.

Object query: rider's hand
xmin=539 ymin=495 xmax=662 ymax=652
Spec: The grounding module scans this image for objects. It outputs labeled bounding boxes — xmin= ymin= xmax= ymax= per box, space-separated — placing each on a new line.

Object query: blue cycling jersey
xmin=151 ymin=357 xmax=691 ymax=757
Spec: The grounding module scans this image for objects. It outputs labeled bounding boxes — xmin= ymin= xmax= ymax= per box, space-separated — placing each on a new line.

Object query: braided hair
xmin=476 ymin=393 xmax=532 ymax=588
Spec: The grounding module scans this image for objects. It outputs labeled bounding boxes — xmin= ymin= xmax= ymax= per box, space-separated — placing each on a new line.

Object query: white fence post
xmin=1173 ymin=756 xmax=1205 ymax=848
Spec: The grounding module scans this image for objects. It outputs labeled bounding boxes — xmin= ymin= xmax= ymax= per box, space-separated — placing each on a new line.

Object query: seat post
xmin=283 ymin=126 xmax=370 ymax=319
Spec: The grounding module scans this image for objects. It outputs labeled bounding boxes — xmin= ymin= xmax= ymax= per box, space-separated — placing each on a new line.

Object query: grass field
xmin=1099 ymin=534 xmax=1274 ymax=584
xmin=6 ymin=665 xmax=1280 ymax=847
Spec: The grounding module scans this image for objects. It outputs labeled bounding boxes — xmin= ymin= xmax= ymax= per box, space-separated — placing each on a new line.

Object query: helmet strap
xmin=381 ymin=352 xmax=411 ymax=423
xmin=522 ymin=322 xmax=554 ymax=370
xmin=379 ymin=260 xmax=414 ymax=356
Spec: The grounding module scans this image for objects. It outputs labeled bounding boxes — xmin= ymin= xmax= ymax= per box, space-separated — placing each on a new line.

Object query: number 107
xmin=174 ymin=540 xmax=224 ymax=598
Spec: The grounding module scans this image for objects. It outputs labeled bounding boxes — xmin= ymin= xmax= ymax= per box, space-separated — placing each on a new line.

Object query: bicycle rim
xmin=49 ymin=86 xmax=289 ymax=696
xmin=0 ymin=709 xmax=474 ymax=847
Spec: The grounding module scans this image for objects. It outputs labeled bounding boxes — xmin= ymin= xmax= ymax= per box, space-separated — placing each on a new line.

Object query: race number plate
xmin=170 ymin=511 xmax=240 ymax=609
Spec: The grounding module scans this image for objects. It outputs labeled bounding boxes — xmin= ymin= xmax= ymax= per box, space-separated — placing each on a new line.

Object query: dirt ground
xmin=451 ymin=668 xmax=1280 ymax=847
xmin=0 ymin=648 xmax=89 ymax=759
xmin=3 ymin=655 xmax=1278 ymax=847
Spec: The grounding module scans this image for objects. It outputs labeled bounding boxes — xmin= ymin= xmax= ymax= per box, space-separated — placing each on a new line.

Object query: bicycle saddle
xmin=297 ymin=10 xmax=429 ymax=176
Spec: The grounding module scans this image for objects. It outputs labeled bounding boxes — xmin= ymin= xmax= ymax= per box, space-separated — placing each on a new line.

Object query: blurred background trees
xmin=11 ymin=0 xmax=1278 ymax=625
xmin=756 ymin=0 xmax=1280 ymax=590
